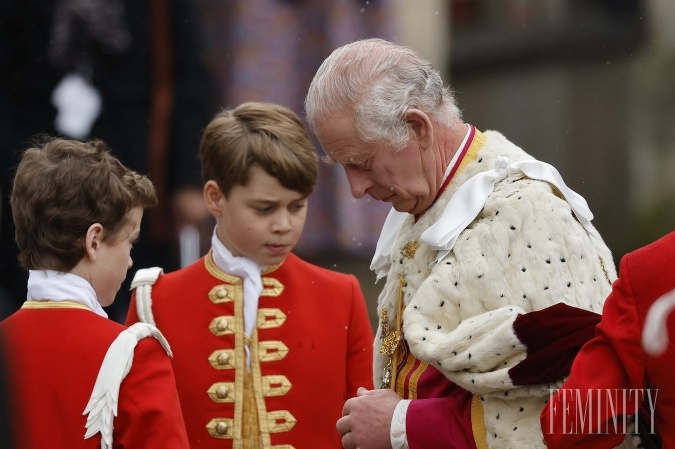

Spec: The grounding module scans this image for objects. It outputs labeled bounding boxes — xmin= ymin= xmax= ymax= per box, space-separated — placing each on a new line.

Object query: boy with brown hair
xmin=126 ymin=102 xmax=374 ymax=449
xmin=0 ymin=137 xmax=189 ymax=449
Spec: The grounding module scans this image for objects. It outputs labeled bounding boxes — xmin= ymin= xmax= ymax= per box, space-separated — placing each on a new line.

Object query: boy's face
xmin=91 ymin=207 xmax=143 ymax=306
xmin=207 ymin=166 xmax=308 ymax=267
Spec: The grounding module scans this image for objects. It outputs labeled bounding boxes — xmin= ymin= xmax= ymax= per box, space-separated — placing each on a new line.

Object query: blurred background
xmin=1 ymin=0 xmax=673 ymax=330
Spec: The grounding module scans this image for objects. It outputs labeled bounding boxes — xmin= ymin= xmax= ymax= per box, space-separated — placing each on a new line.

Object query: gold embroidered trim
xmin=203 ymin=251 xmax=250 ymax=441
xmin=271 ymin=446 xmax=295 ymax=449
xmin=257 ymin=308 xmax=286 ymax=329
xmin=21 ymin=300 xmax=91 ymax=311
xmin=258 ymin=341 xmax=289 ymax=362
xmin=207 ymin=382 xmax=234 ymax=402
xmin=456 ymin=128 xmax=486 ymax=174
xmin=209 ymin=316 xmax=234 ymax=336
xmin=204 ymin=250 xmax=242 ymax=283
xmin=206 ymin=418 xmax=233 ymax=439
xmin=471 ymin=395 xmax=488 ymax=449
xmin=242 ymin=369 xmax=261 ymax=445
xmin=599 ymin=256 xmax=612 ymax=286
xmin=402 ymin=241 xmax=420 ymax=260
xmin=232 ymin=276 xmax=247 ymax=443
xmin=261 ymin=277 xmax=285 ymax=297
xmin=262 ymin=375 xmax=291 ymax=397
xmin=250 ymin=330 xmax=273 ymax=448
xmin=261 ymin=261 xmax=284 ymax=275
xmin=380 ymin=274 xmax=405 ymax=389
xmin=408 ymin=361 xmax=427 ymax=399
xmin=208 ymin=285 xmax=236 ymax=304
xmin=266 ymin=410 xmax=296 ymax=433
xmin=208 ymin=349 xmax=235 ymax=370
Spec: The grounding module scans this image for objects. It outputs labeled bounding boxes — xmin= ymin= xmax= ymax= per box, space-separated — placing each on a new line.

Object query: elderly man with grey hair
xmin=304 ymin=38 xmax=630 ymax=449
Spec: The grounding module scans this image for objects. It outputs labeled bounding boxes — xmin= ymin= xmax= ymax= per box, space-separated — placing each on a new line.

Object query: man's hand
xmin=336 ymin=387 xmax=402 ymax=449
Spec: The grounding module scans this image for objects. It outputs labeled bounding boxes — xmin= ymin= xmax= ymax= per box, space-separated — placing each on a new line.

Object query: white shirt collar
xmin=27 ymin=269 xmax=107 ymax=318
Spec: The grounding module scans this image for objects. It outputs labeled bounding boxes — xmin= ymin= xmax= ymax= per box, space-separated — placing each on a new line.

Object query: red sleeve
xmin=541 ymin=258 xmax=645 ymax=448
xmin=113 ymin=338 xmax=190 ymax=449
xmin=346 ymin=275 xmax=375 ymax=397
xmin=406 ymin=393 xmax=476 ymax=449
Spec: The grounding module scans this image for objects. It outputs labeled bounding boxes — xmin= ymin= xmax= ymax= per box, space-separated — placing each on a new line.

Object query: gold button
xmin=216 ymin=318 xmax=228 ymax=332
xmin=215 ymin=421 xmax=228 ymax=435
xmin=216 ymin=287 xmax=228 ymax=299
xmin=217 ymin=352 xmax=230 ymax=365
xmin=216 ymin=385 xmax=229 ymax=399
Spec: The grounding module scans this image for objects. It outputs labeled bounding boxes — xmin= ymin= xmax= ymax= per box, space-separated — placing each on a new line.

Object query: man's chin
xmin=391 ymin=200 xmax=415 ymax=214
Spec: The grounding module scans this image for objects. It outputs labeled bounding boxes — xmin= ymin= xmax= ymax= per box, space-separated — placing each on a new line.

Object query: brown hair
xmin=199 ymin=102 xmax=318 ymax=197
xmin=10 ymin=137 xmax=157 ymax=271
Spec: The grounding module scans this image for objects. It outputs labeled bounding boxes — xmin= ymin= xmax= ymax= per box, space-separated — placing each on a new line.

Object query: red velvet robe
xmin=0 ymin=302 xmax=189 ymax=449
xmin=126 ymin=251 xmax=374 ymax=449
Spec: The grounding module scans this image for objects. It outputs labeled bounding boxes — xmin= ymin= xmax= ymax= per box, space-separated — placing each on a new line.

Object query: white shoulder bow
xmin=371 ymin=156 xmax=595 ymax=279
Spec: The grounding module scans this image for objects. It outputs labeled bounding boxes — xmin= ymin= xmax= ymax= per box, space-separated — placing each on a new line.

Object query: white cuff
xmin=390 ymin=399 xmax=411 ymax=449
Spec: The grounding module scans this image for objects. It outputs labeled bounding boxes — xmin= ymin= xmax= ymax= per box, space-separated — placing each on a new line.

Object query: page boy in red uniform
xmin=126 ymin=102 xmax=374 ymax=449
xmin=0 ymin=137 xmax=189 ymax=449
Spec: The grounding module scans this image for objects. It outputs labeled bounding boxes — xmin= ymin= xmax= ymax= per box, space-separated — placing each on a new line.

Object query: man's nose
xmin=344 ymin=166 xmax=370 ymax=199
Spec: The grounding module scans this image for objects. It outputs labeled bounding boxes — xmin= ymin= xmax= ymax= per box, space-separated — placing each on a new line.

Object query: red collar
xmin=414 ymin=125 xmax=475 ymax=222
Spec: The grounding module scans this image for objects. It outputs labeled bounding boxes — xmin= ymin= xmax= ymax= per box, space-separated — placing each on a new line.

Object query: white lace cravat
xmin=421 ymin=156 xmax=594 ymax=264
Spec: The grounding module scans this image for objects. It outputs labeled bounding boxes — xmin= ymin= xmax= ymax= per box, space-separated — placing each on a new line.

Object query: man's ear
xmin=84 ymin=223 xmax=104 ymax=261
xmin=203 ymin=180 xmax=224 ymax=216
xmin=406 ymin=108 xmax=433 ymax=150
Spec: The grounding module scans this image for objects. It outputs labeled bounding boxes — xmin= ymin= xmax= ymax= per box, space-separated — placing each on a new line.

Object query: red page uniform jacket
xmin=126 ymin=251 xmax=374 ymax=449
xmin=0 ymin=302 xmax=189 ymax=449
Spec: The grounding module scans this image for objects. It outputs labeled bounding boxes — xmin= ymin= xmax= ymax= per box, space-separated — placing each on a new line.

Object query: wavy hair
xmin=11 ymin=137 xmax=156 ymax=271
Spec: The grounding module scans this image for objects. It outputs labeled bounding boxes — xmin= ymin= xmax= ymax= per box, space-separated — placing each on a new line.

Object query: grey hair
xmin=305 ymin=38 xmax=462 ymax=150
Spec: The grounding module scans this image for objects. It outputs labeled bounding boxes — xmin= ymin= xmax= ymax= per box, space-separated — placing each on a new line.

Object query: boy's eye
xmin=256 ymin=205 xmax=273 ymax=213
